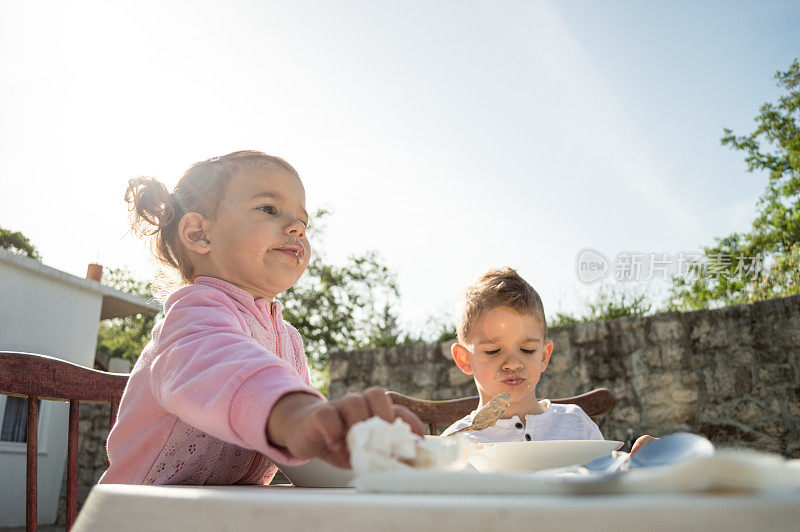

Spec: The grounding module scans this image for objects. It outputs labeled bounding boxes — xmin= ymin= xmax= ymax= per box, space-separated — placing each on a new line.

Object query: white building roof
xmin=0 ymin=248 xmax=161 ymax=319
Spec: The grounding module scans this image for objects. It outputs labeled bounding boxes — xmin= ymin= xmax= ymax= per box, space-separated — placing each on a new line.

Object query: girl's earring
xmin=200 ymin=240 xmax=209 ymax=248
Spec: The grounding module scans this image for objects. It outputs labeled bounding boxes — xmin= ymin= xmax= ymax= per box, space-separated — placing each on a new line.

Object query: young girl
xmin=100 ymin=150 xmax=422 ymax=485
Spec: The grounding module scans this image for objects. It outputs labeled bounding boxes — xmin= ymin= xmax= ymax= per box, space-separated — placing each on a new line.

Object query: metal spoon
xmin=582 ymin=432 xmax=715 ymax=475
xmin=446 ymin=393 xmax=512 ymax=436
xmin=629 ymin=432 xmax=715 ymax=468
xmin=558 ymin=433 xmax=715 ymax=494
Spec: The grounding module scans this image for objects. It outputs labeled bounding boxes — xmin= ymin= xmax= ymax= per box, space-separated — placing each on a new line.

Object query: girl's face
xmin=200 ymin=166 xmax=311 ymax=300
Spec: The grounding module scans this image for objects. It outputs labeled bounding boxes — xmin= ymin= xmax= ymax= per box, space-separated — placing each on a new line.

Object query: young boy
xmin=441 ymin=267 xmax=653 ymax=452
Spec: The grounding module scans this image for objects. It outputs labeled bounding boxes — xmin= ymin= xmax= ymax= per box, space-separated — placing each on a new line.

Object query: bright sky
xmin=1 ymin=1 xmax=798 ymax=334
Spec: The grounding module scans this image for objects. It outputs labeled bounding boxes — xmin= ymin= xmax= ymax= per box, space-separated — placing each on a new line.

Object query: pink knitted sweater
xmin=99 ymin=276 xmax=323 ymax=485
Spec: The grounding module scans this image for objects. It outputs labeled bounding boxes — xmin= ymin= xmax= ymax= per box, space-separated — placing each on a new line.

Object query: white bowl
xmin=276 ymin=458 xmax=355 ymax=488
xmin=470 ymin=440 xmax=624 ymax=472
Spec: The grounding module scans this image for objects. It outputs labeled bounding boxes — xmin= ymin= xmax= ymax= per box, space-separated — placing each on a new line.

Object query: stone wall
xmin=329 ymin=295 xmax=800 ymax=457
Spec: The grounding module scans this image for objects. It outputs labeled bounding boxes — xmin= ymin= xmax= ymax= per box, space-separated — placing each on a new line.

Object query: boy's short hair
xmin=457 ymin=267 xmax=547 ymax=342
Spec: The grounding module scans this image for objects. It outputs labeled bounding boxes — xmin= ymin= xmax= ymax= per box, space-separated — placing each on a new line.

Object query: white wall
xmin=0 ymin=259 xmax=103 ymax=526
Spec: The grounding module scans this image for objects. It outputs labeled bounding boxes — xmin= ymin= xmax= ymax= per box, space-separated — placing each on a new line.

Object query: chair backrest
xmin=387 ymin=387 xmax=614 ymax=435
xmin=0 ymin=351 xmax=128 ymax=532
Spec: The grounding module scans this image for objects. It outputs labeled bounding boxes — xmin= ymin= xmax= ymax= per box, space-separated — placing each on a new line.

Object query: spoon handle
xmin=444 ymin=426 xmax=470 ymax=437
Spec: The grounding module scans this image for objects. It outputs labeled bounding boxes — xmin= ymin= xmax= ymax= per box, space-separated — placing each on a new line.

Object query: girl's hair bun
xmin=124 ymin=176 xmax=186 ymax=278
xmin=125 ymin=177 xmax=176 ymax=237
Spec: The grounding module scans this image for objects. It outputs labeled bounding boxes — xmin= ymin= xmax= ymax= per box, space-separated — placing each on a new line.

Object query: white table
xmin=73 ymin=483 xmax=800 ymax=531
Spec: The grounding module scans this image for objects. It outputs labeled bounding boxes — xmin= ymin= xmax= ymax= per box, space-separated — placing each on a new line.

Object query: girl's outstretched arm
xmin=267 ymin=387 xmax=424 ymax=469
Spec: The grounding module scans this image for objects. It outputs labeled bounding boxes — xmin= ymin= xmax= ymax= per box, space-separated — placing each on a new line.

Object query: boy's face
xmin=452 ymin=307 xmax=553 ymax=413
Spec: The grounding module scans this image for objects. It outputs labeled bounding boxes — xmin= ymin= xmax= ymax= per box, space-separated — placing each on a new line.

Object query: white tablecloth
xmin=73 ymin=483 xmax=800 ymax=532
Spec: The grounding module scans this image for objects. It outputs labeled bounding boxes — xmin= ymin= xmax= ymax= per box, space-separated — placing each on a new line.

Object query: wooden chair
xmin=0 ymin=351 xmax=128 ymax=532
xmin=388 ymin=387 xmax=614 ymax=435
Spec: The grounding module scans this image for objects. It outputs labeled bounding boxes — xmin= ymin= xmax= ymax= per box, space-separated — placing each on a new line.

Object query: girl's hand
xmin=266 ymin=387 xmax=424 ymax=469
xmin=630 ymin=434 xmax=657 ymax=456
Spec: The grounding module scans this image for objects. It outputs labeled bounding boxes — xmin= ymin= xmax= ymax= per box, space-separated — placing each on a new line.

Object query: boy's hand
xmin=266 ymin=387 xmax=424 ymax=469
xmin=630 ymin=434 xmax=657 ymax=456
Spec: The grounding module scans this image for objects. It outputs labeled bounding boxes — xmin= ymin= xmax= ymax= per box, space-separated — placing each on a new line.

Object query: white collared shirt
xmin=440 ymin=399 xmax=604 ymax=442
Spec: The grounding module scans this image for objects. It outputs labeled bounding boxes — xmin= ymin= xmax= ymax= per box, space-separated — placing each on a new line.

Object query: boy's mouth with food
xmin=498 ymin=373 xmax=526 ymax=387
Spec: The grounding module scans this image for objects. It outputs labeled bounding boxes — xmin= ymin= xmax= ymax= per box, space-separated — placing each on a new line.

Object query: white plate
xmin=355 ymin=449 xmax=800 ymax=495
xmin=277 ymin=440 xmax=621 ymax=486
xmin=470 ymin=440 xmax=623 ymax=472
xmin=277 ymin=458 xmax=355 ymax=488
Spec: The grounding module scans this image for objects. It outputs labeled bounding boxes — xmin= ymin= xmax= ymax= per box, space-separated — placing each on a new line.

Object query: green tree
xmin=0 ymin=227 xmax=41 ymax=261
xmin=280 ymin=209 xmax=404 ymax=393
xmin=430 ymin=322 xmax=458 ymax=343
xmin=667 ymin=59 xmax=800 ymax=310
xmin=395 ymin=316 xmax=458 ymax=345
xmin=550 ymin=312 xmax=581 ymax=327
xmin=583 ymin=286 xmax=652 ymax=321
xmin=96 ymin=267 xmax=161 ymax=362
xmin=550 ymin=285 xmax=652 ymax=327
xmin=283 ymin=249 xmax=401 ymax=371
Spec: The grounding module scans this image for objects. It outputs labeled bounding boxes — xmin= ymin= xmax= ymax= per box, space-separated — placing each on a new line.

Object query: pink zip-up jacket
xmin=99 ymin=276 xmax=324 ymax=485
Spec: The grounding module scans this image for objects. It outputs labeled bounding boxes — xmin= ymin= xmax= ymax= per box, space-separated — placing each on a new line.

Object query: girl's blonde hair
xmin=125 ymin=150 xmax=299 ymax=287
